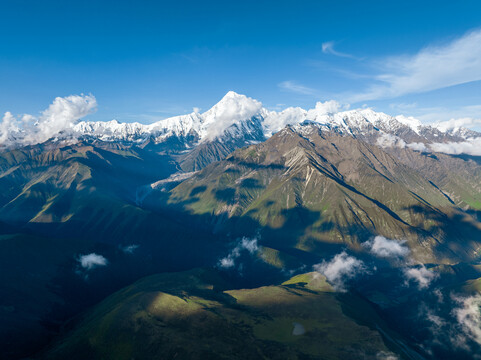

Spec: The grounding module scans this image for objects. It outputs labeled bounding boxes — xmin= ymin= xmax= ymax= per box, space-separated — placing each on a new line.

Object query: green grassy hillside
xmin=41 ymin=269 xmax=413 ymax=360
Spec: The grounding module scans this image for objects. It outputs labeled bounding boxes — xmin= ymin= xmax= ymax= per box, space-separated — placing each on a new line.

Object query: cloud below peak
xmin=403 ymin=265 xmax=438 ymax=289
xmin=363 ymin=236 xmax=410 ymax=259
xmin=218 ymin=236 xmax=259 ymax=270
xmin=313 ymin=251 xmax=366 ymax=291
xmin=78 ymin=253 xmax=108 ymax=270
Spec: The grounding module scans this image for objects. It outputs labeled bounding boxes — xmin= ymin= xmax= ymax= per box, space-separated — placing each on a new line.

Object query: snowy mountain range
xmin=2 ymin=91 xmax=481 ymax=156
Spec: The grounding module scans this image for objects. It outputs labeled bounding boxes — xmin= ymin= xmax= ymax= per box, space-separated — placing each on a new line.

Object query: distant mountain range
xmin=69 ymin=91 xmax=481 ymax=149
xmin=3 ymin=91 xmax=481 ymax=159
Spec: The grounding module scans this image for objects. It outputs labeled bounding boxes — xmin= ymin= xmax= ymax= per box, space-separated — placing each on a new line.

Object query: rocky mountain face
xmin=150 ymin=123 xmax=481 ymax=265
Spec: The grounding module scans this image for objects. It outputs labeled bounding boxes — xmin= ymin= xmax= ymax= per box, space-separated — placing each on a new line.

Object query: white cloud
xmin=403 ymin=265 xmax=438 ymax=289
xmin=394 ymin=114 xmax=422 ymax=131
xmin=321 ymin=41 xmax=353 ymax=58
xmin=363 ymin=236 xmax=410 ymax=258
xmin=240 ymin=237 xmax=259 ymax=254
xmin=376 ymin=351 xmax=399 ymax=360
xmin=0 ymin=94 xmax=97 ymax=147
xmin=376 ymin=133 xmax=406 ymax=149
xmin=0 ymin=112 xmax=20 ymax=144
xmin=429 ymin=137 xmax=481 ymax=156
xmin=306 ymin=100 xmax=344 ymax=118
xmin=452 ymin=294 xmax=481 ymax=347
xmin=407 ymin=142 xmax=430 ymax=152
xmin=292 ymin=322 xmax=305 ymax=336
xmin=120 ymin=244 xmax=139 ymax=254
xmin=419 ymin=293 xmax=481 ymax=353
xmin=405 ymin=105 xmax=481 ymax=127
xmin=278 ymin=81 xmax=319 ymax=96
xmin=202 ymin=91 xmax=262 ymax=141
xmin=218 ymin=236 xmax=259 ymax=269
xmin=350 ymin=29 xmax=481 ymax=102
xmin=263 ymin=107 xmax=307 ymax=137
xmin=78 ymin=253 xmax=108 ymax=270
xmin=33 ymin=94 xmax=97 ymax=144
xmin=219 ymin=256 xmax=236 ymax=269
xmin=434 ymin=117 xmax=481 ymax=132
xmin=313 ymin=251 xmax=366 ymax=291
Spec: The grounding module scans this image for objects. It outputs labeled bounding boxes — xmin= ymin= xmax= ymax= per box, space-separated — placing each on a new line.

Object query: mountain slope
xmin=0 ymin=141 xmax=230 ymax=359
xmin=150 ymin=124 xmax=481 ymax=264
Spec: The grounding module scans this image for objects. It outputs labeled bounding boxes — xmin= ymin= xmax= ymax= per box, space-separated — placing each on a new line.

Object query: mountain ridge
xmin=2 ymin=92 xmax=480 ymax=159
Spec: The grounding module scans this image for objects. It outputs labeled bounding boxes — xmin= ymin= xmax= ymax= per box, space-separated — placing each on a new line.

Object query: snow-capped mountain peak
xmin=200 ymin=91 xmax=263 ymax=140
xmin=1 ymin=91 xmax=480 ymax=157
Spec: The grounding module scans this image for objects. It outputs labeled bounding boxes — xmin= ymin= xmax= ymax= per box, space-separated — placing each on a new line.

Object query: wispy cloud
xmin=350 ymin=28 xmax=481 ymax=102
xmin=321 ymin=41 xmax=354 ymax=58
xmin=218 ymin=236 xmax=259 ymax=270
xmin=278 ymin=80 xmax=319 ymax=96
xmin=120 ymin=244 xmax=139 ymax=254
xmin=452 ymin=294 xmax=481 ymax=348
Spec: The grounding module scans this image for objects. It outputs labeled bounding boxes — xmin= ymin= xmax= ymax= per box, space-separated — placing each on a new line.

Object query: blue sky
xmin=1 ymin=0 xmax=481 ymax=127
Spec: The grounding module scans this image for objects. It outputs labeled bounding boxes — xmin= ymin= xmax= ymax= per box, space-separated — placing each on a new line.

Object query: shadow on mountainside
xmin=403 ymin=204 xmax=481 ymax=261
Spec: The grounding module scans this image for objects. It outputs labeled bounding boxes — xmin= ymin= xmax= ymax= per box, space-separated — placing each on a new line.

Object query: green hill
xmin=41 ymin=269 xmax=415 ymax=360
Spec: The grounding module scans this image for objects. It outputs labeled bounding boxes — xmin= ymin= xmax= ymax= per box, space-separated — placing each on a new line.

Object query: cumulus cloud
xmin=38 ymin=94 xmax=96 ymax=139
xmin=307 ymin=100 xmax=345 ymax=118
xmin=403 ymin=265 xmax=438 ymax=289
xmin=218 ymin=236 xmax=259 ymax=269
xmin=305 ymin=100 xmax=349 ymax=124
xmin=278 ymin=80 xmax=319 ymax=96
xmin=263 ymin=107 xmax=307 ymax=137
xmin=78 ymin=253 xmax=108 ymax=270
xmin=434 ymin=117 xmax=481 ymax=132
xmin=363 ymin=236 xmax=410 ymax=258
xmin=313 ymin=251 xmax=366 ymax=291
xmin=376 ymin=133 xmax=406 ymax=149
xmin=350 ymin=28 xmax=481 ymax=102
xmin=0 ymin=94 xmax=97 ymax=147
xmin=429 ymin=137 xmax=481 ymax=156
xmin=0 ymin=112 xmax=20 ymax=144
xmin=202 ymin=91 xmax=262 ymax=140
